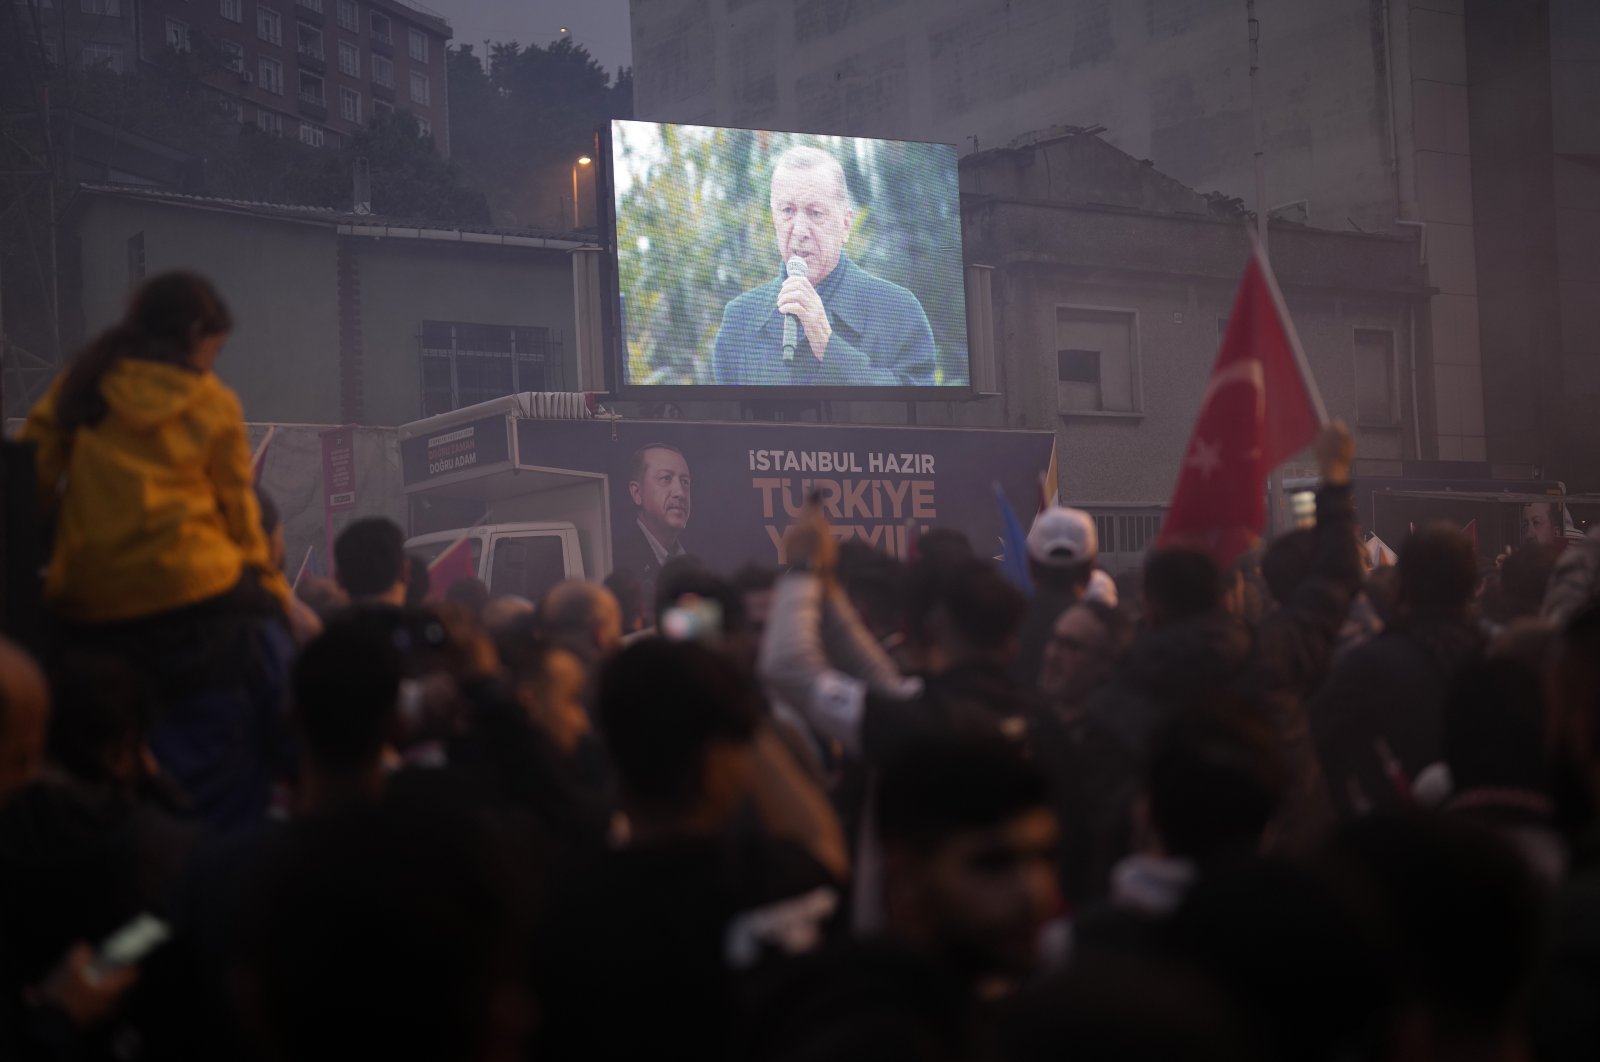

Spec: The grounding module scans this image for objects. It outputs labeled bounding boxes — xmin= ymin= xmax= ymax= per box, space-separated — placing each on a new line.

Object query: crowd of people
xmin=3 ymin=271 xmax=1600 ymax=1061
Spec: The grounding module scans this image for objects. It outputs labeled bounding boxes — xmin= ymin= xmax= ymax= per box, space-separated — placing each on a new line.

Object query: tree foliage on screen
xmin=611 ymin=122 xmax=967 ymax=388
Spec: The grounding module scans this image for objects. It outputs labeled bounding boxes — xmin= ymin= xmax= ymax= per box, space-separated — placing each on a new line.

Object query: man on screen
xmin=613 ymin=444 xmax=692 ymax=597
xmin=711 ymin=146 xmax=939 ymax=387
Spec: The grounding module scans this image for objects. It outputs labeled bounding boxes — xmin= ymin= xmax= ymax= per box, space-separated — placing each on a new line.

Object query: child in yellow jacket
xmin=21 ymin=272 xmax=294 ymax=827
xmin=23 ymin=271 xmax=291 ymax=624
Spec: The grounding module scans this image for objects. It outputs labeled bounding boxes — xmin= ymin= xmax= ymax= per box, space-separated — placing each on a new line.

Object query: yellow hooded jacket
xmin=22 ymin=359 xmax=292 ymax=624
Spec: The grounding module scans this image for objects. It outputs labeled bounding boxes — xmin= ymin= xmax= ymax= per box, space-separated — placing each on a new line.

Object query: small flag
xmin=994 ymin=482 xmax=1033 ymax=594
xmin=1158 ymin=233 xmax=1327 ymax=568
xmin=251 ymin=425 xmax=276 ymax=487
xmin=1037 ymin=444 xmax=1061 ymax=515
xmin=1462 ymin=518 xmax=1479 ymax=555
xmin=1364 ymin=534 xmax=1398 ymax=568
xmin=425 ymin=533 xmax=478 ymax=600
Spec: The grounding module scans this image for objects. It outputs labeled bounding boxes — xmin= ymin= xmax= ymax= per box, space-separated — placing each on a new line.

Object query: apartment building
xmin=8 ymin=0 xmax=453 ymax=154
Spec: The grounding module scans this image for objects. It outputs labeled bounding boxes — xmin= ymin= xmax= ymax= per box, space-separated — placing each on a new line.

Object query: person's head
xmin=731 ymin=564 xmax=778 ymax=644
xmin=1025 ymin=507 xmax=1098 ymax=596
xmin=912 ymin=528 xmax=974 ymax=569
xmin=237 ymin=800 xmax=529 ymax=1062
xmin=1039 ymin=600 xmax=1130 ymax=706
xmin=1141 ymin=548 xmax=1224 ymax=627
xmin=0 ymin=637 xmax=49 ymax=807
xmin=770 ymin=145 xmax=855 ymax=286
xmin=916 ymin=559 xmax=1027 ymax=671
xmin=257 ymin=487 xmax=286 ymax=572
xmin=603 ymin=569 xmax=647 ymax=635
xmin=1319 ymin=814 xmax=1545 ymax=1055
xmin=655 ymin=559 xmax=753 ymax=662
xmin=334 ymin=518 xmax=408 ymax=605
xmin=403 ymin=554 xmax=432 ymax=610
xmin=296 ymin=575 xmax=350 ymax=621
xmin=1145 ymin=698 xmax=1287 ymax=869
xmin=876 ymin=731 xmax=1058 ymax=980
xmin=1521 ymin=500 xmax=1562 ymax=548
xmin=540 ymin=580 xmax=624 ymax=668
xmin=597 ymin=639 xmax=760 ymax=832
xmin=56 ymin=271 xmax=233 ymax=431
xmin=443 ymin=577 xmax=491 ymax=620
xmin=1397 ymin=522 xmax=1477 ymax=623
xmin=292 ymin=613 xmax=403 ymax=797
xmin=45 ymin=653 xmax=155 ymax=788
xmin=1261 ymin=528 xmax=1315 ymax=606
xmin=628 ymin=444 xmax=691 ymax=547
xmin=494 ymin=616 xmax=590 ymax=755
xmin=836 ymin=540 xmax=907 ymax=644
xmin=480 ymin=595 xmax=535 ymax=639
xmin=1490 ymin=543 xmax=1558 ymax=623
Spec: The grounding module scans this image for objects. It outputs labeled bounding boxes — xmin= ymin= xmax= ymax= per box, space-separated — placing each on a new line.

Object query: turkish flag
xmin=1158 ymin=240 xmax=1326 ymax=568
xmin=425 ymin=534 xmax=478 ymax=601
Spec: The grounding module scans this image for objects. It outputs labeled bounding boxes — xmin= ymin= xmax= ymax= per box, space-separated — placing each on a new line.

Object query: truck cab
xmin=406 ymin=522 xmax=586 ymax=601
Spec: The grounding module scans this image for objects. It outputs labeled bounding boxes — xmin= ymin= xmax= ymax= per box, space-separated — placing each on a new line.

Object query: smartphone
xmin=93 ymin=913 xmax=171 ymax=975
xmin=661 ymin=597 xmax=724 ymax=645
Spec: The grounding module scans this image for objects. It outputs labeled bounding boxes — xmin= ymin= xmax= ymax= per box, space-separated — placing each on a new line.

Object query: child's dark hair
xmin=57 ymin=272 xmax=233 ymax=432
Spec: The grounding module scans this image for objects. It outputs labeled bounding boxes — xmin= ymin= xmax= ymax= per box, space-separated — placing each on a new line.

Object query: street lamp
xmin=572 ymin=155 xmax=591 ymax=227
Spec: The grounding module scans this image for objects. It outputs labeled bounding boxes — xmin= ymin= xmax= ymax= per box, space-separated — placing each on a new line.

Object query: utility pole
xmin=1248 ymin=0 xmax=1286 ymax=537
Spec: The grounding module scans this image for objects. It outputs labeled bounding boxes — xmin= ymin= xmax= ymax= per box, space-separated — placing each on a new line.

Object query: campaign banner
xmin=400 ymin=414 xmax=515 ymax=485
xmin=509 ymin=419 xmax=1055 ymax=582
xmin=320 ymin=427 xmax=358 ymax=512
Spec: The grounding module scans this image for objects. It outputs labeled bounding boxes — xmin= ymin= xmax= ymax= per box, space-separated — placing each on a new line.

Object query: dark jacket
xmin=1013 ymin=586 xmax=1080 ymax=690
xmin=1308 ymin=618 xmax=1482 ymax=816
xmin=711 ymin=255 xmax=938 ymax=387
xmin=1086 ymin=612 xmax=1254 ymax=761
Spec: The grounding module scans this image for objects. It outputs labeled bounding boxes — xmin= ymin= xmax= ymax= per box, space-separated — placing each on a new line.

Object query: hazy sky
xmin=422 ymin=0 xmax=634 ymax=76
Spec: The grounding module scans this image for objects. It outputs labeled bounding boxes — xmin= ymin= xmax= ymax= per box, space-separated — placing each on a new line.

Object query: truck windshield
xmin=488 ymin=535 xmax=567 ymax=602
xmin=409 ymin=536 xmax=483 ymax=572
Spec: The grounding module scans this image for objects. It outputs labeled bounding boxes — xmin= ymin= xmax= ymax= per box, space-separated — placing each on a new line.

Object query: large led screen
xmin=608 ymin=119 xmax=971 ymax=394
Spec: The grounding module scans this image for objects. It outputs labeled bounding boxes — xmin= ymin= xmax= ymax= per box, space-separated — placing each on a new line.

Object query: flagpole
xmin=1248 ymin=0 xmax=1285 ymax=539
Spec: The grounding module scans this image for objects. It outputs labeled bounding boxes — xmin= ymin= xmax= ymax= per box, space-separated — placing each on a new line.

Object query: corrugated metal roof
xmin=76 ymin=182 xmax=590 ymax=245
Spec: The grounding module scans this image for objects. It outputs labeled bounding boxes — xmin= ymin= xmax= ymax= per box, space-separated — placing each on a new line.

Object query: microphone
xmin=782 ymin=256 xmax=806 ymax=362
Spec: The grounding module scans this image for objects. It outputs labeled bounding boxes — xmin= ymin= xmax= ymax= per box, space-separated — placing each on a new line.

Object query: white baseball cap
xmin=1026 ymin=507 xmax=1097 ymax=566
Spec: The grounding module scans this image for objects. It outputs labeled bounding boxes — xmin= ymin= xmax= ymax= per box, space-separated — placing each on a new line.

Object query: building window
xmin=296 ymin=21 xmax=323 ymax=59
xmin=257 ymin=108 xmax=283 ymax=135
xmin=1354 ymin=328 xmax=1398 ymax=426
xmin=221 ymin=39 xmax=244 ymax=72
xmin=409 ymin=70 xmax=428 ymax=105
xmin=164 ymin=17 xmax=190 ymax=51
xmin=339 ymin=85 xmax=361 ymax=123
xmin=1055 ymin=307 xmax=1140 ymax=414
xmin=408 ymin=27 xmax=428 ymax=62
xmin=80 ymin=42 xmax=123 ymax=71
xmin=337 ymin=39 xmax=358 ymax=75
xmin=258 ymin=6 xmax=282 ymax=46
xmin=220 ymin=96 xmax=244 ymax=122
xmin=371 ymin=52 xmax=392 ymax=87
xmin=126 ymin=232 xmax=144 ymax=285
xmin=296 ymin=0 xmax=322 ymax=12
xmin=372 ymin=98 xmax=392 ymax=119
xmin=336 ymin=0 xmax=356 ymax=31
xmin=416 ymin=115 xmax=430 ymax=137
xmin=299 ymin=69 xmax=324 ymax=104
xmin=220 ymin=0 xmax=241 ymax=23
xmin=259 ymin=56 xmax=283 ymax=94
xmin=80 ymin=0 xmax=119 ymax=13
xmin=369 ymin=10 xmax=390 ymax=42
xmin=299 ymin=121 xmax=324 ymax=147
xmin=420 ymin=321 xmax=565 ymax=415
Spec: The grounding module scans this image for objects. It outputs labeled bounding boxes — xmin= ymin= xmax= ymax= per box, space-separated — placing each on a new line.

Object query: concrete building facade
xmin=629 ymin=0 xmax=1600 ymax=490
xmin=69 ymin=183 xmax=583 ymax=425
xmin=7 ymin=0 xmax=453 ymax=154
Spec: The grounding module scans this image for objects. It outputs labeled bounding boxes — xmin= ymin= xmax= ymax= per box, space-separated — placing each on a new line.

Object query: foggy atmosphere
xmin=1 ymin=0 xmax=1598 ymax=1057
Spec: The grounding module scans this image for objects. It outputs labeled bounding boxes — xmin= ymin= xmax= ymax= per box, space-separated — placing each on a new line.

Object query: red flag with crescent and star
xmin=1157 ymin=236 xmax=1327 ymax=568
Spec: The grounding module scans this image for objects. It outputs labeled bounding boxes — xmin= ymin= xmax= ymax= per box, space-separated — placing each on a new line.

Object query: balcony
xmin=297 ymin=94 xmax=327 ymax=120
xmin=371 ymin=81 xmax=394 ymax=102
xmin=296 ymin=48 xmax=325 ymax=73
xmin=369 ymin=34 xmax=393 ymax=57
xmin=294 ymin=1 xmax=324 ymax=26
